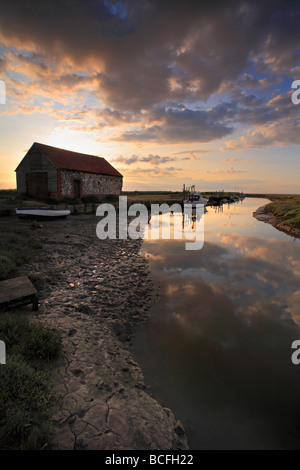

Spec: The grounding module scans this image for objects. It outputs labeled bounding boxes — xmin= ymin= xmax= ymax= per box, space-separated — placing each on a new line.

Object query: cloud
xmin=95 ymin=107 xmax=141 ymax=126
xmin=0 ymin=0 xmax=299 ymax=174
xmin=141 ymin=154 xmax=177 ymax=165
xmin=120 ymin=165 xmax=182 ymax=177
xmin=3 ymin=104 xmax=47 ymax=115
xmin=222 ymin=157 xmax=239 ymax=163
xmin=220 ymin=88 xmax=300 ymax=150
xmin=118 ymin=106 xmax=233 ymax=143
xmin=172 ymin=149 xmax=210 ymax=160
xmin=206 ymin=167 xmax=247 ymax=175
xmin=111 ymin=153 xmax=178 ymax=166
xmin=0 ymin=0 xmax=299 ymax=114
xmin=222 ymin=115 xmax=300 ymax=151
xmin=219 ymin=73 xmax=283 ymax=95
xmin=110 ymin=155 xmax=139 ymax=165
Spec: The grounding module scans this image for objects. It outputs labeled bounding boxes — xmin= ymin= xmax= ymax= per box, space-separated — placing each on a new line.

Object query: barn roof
xmin=17 ymin=142 xmax=122 ymax=177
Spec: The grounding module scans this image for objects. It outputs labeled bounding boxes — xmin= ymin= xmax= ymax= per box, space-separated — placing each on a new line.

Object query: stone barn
xmin=15 ymin=142 xmax=123 ymax=200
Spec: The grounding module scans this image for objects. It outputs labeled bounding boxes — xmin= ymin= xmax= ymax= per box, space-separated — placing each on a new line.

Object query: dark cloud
xmin=221 ymin=88 xmax=300 ymax=150
xmin=0 ymin=0 xmax=299 ymax=114
xmin=1 ymin=0 xmax=300 ymax=154
xmin=221 ymin=74 xmax=283 ymax=94
xmin=118 ymin=106 xmax=233 ymax=143
xmin=110 ymin=154 xmax=139 ymax=165
xmin=140 ymin=154 xmax=176 ymax=165
xmin=233 ymin=91 xmax=299 ymax=126
xmin=96 ymin=107 xmax=140 ymax=126
xmin=111 ymin=153 xmax=177 ymax=166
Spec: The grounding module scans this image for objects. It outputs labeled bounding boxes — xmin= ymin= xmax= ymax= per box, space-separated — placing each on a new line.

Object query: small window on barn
xmin=30 ymin=152 xmax=42 ymax=170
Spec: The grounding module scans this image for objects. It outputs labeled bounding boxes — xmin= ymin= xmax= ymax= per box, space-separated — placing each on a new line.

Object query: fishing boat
xmin=16 ymin=207 xmax=70 ymax=220
xmin=183 ymin=186 xmax=208 ymax=208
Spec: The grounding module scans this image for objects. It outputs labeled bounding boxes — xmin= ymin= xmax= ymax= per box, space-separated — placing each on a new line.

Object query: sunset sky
xmin=0 ymin=0 xmax=299 ymax=193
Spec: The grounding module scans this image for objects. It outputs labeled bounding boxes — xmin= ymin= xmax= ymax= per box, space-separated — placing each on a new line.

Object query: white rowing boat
xmin=16 ymin=207 xmax=70 ymax=220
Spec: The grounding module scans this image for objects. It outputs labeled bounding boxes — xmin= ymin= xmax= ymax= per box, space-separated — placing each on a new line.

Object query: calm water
xmin=132 ymin=198 xmax=300 ymax=450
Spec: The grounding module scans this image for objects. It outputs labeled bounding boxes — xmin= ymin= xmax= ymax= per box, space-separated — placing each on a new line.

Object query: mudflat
xmin=0 ymin=214 xmax=188 ymax=450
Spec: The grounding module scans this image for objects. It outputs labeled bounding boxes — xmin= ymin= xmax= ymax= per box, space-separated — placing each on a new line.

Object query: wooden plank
xmin=0 ymin=276 xmax=38 ymax=310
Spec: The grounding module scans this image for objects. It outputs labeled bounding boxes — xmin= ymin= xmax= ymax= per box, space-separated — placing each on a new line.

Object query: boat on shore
xmin=183 ymin=186 xmax=208 ymax=208
xmin=16 ymin=207 xmax=70 ymax=220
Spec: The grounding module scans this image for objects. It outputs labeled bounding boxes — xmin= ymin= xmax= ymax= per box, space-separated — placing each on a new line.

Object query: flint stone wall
xmin=61 ymin=170 xmax=122 ymax=198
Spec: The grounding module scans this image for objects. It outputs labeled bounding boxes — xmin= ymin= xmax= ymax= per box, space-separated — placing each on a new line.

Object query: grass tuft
xmin=0 ymin=227 xmax=43 ymax=280
xmin=0 ymin=315 xmax=62 ymax=449
xmin=264 ymin=196 xmax=300 ymax=228
xmin=0 ymin=353 xmax=56 ymax=449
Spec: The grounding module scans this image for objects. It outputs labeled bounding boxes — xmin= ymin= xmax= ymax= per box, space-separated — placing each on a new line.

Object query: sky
xmin=0 ymin=0 xmax=299 ymax=193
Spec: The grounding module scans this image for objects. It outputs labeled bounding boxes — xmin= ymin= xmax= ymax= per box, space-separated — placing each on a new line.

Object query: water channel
xmin=133 ymin=198 xmax=300 ymax=450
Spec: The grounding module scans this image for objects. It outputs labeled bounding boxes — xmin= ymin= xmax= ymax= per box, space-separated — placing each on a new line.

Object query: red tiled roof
xmin=32 ymin=142 xmax=122 ymax=177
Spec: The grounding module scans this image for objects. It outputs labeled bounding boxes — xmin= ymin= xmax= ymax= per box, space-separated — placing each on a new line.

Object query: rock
xmin=68 ymin=329 xmax=77 ymax=337
xmin=175 ymin=420 xmax=186 ymax=437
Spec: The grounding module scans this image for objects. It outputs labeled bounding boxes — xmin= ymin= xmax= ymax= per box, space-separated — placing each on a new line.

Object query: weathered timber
xmin=0 ymin=275 xmax=38 ymax=311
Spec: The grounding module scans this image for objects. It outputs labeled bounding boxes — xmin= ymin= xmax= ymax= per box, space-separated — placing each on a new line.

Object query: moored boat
xmin=183 ymin=186 xmax=208 ymax=208
xmin=16 ymin=207 xmax=70 ymax=220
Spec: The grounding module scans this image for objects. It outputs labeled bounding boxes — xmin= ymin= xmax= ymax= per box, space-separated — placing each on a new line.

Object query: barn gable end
xmin=16 ymin=144 xmax=58 ymax=198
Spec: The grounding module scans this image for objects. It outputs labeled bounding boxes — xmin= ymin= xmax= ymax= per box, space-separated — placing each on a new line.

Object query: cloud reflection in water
xmin=134 ymin=200 xmax=300 ymax=449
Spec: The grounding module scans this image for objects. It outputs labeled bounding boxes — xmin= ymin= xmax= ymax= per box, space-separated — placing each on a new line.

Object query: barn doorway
xmin=73 ymin=179 xmax=81 ymax=199
xmin=26 ymin=173 xmax=48 ymax=200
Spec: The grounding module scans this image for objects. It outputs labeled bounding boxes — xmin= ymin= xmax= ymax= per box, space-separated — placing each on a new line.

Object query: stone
xmin=175 ymin=420 xmax=186 ymax=436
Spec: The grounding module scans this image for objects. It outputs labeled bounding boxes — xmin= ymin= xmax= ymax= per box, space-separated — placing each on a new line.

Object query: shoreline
xmin=253 ymin=205 xmax=300 ymax=238
xmin=25 ymin=214 xmax=188 ymax=450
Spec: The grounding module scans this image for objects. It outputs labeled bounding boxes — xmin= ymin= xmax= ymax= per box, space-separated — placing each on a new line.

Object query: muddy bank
xmin=12 ymin=214 xmax=188 ymax=450
xmin=253 ymin=205 xmax=300 ymax=238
